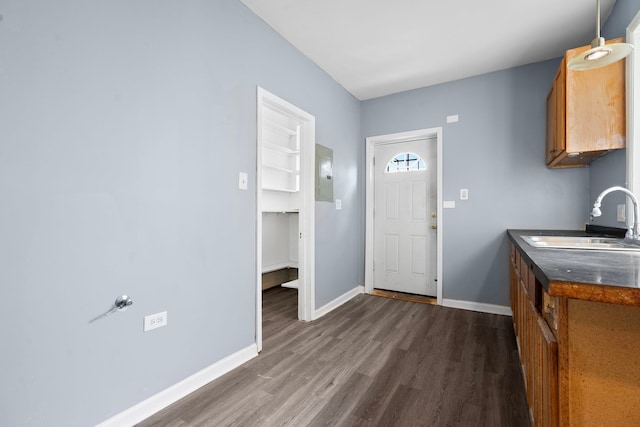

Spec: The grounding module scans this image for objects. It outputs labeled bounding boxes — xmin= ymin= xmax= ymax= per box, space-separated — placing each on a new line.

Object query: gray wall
xmin=589 ymin=0 xmax=640 ymax=227
xmin=0 ymin=1 xmax=362 ymax=426
xmin=361 ymin=60 xmax=590 ymax=306
xmin=589 ymin=150 xmax=627 ymax=226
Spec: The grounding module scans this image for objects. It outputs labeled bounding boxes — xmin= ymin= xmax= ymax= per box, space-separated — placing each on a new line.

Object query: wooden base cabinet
xmin=511 ymin=247 xmax=559 ymax=426
xmin=510 ymin=242 xmax=640 ymax=426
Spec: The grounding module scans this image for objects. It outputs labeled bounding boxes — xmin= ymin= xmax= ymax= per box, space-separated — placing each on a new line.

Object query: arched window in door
xmin=385 ymin=152 xmax=426 ymax=173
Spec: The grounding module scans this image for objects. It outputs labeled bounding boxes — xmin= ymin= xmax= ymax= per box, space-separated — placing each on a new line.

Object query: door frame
xmin=256 ymin=87 xmax=316 ymax=352
xmin=364 ymin=128 xmax=443 ymax=305
xmin=627 ymin=10 xmax=640 ymax=197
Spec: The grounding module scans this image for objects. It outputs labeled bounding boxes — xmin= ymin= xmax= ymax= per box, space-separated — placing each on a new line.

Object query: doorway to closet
xmin=256 ymin=88 xmax=315 ymax=352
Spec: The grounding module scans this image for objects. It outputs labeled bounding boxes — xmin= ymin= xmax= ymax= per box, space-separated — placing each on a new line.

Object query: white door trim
xmin=365 ymin=128 xmax=443 ymax=305
xmin=627 ymin=10 xmax=640 ymax=197
xmin=256 ymin=87 xmax=316 ymax=352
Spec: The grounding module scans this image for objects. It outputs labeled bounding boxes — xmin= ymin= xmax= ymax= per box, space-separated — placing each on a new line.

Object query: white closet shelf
xmin=281 ymin=279 xmax=299 ymax=289
xmin=262 ymin=164 xmax=299 ymax=174
xmin=263 ymin=142 xmax=300 ymax=155
xmin=262 ymin=209 xmax=299 ymax=213
xmin=264 ymin=119 xmax=298 ymax=136
xmin=262 ymin=185 xmax=299 ymax=193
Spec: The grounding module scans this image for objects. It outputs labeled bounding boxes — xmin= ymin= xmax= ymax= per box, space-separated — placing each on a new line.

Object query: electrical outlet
xmin=144 ymin=311 xmax=167 ymax=332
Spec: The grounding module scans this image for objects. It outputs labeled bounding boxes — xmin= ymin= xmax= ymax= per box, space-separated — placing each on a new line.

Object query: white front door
xmin=373 ymin=138 xmax=437 ymax=296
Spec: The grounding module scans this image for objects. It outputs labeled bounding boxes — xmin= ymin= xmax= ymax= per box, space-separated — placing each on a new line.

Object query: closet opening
xmin=256 ymin=88 xmax=315 ymax=352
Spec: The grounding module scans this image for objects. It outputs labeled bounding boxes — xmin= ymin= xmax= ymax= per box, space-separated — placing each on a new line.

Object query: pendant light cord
xmin=596 ymin=0 xmax=601 ymax=39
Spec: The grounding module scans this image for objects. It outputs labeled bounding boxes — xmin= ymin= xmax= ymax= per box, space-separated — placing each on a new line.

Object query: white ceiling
xmin=240 ymin=0 xmax=616 ymax=100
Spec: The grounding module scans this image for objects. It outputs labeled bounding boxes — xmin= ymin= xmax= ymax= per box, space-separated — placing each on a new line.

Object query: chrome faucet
xmin=591 ymin=186 xmax=640 ymax=240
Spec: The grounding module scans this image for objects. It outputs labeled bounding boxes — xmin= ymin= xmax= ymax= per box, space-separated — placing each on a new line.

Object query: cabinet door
xmin=535 ymin=315 xmax=559 ymax=427
xmin=525 ymin=299 xmax=536 ymax=416
xmin=546 ymin=60 xmax=566 ymax=166
xmin=510 ymin=256 xmax=518 ymax=330
xmin=554 ymin=63 xmax=565 ymax=160
xmin=565 ymin=40 xmax=625 ymax=155
xmin=546 ymin=73 xmax=558 ymax=165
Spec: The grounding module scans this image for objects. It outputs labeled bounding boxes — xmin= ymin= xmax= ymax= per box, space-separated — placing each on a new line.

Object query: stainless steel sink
xmin=522 ymin=235 xmax=640 ymax=252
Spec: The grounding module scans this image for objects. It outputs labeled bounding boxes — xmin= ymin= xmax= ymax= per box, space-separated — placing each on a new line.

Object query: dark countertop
xmin=508 ymin=229 xmax=640 ymax=306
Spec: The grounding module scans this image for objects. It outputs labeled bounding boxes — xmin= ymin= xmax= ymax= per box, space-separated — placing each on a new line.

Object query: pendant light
xmin=567 ymin=0 xmax=634 ymax=71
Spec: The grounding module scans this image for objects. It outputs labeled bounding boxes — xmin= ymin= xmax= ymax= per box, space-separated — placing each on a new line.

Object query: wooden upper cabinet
xmin=546 ymin=38 xmax=626 ymax=168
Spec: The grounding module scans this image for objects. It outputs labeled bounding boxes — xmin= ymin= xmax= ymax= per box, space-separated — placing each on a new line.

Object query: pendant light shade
xmin=567 ymin=0 xmax=634 ymax=71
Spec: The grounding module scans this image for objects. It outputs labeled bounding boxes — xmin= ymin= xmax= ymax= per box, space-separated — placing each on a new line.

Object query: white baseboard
xmin=313 ymin=285 xmax=364 ymax=320
xmin=442 ymin=298 xmax=512 ymax=316
xmin=96 ymin=344 xmax=258 ymax=427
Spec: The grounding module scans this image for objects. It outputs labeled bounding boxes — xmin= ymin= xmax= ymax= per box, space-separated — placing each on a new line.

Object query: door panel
xmin=384 ymin=234 xmax=399 ymax=273
xmin=411 ymin=181 xmax=427 ymax=220
xmin=373 ymin=138 xmax=436 ymax=296
xmin=410 ymin=236 xmax=426 ymax=275
xmin=385 ymin=183 xmax=399 ymax=219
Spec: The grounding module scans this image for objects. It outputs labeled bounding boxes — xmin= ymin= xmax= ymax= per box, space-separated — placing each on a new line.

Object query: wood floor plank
xmin=306 ymin=372 xmax=373 ymax=427
xmin=137 ymin=287 xmax=529 ymax=427
xmin=376 ymin=383 xmax=425 ymax=426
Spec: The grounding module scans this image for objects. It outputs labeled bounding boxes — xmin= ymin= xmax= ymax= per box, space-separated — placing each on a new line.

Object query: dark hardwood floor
xmin=137 ymin=286 xmax=529 ymax=426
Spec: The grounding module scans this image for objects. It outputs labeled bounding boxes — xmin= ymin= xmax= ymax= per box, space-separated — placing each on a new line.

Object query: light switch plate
xmin=239 ymin=172 xmax=248 ymax=190
xmin=443 ymin=200 xmax=456 ymax=209
xmin=617 ymin=204 xmax=626 ymax=222
xmin=460 ymin=188 xmax=469 ymax=200
xmin=336 ymin=199 xmax=342 ymax=210
xmin=447 ymin=114 xmax=459 ymax=123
